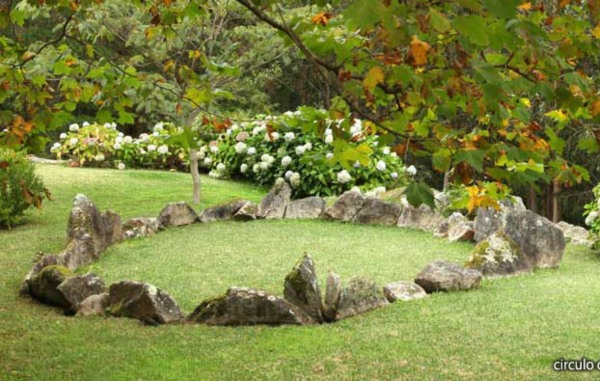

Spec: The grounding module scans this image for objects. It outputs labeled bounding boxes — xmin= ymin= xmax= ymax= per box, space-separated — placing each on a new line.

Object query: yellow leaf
xmin=408 ymin=35 xmax=430 ymax=67
xmin=518 ymin=2 xmax=532 ymax=11
xmin=163 ymin=60 xmax=175 ymax=72
xmin=592 ymin=24 xmax=600 ymax=38
xmin=591 ymin=99 xmax=600 ymax=117
xmin=363 ymin=67 xmax=384 ymax=92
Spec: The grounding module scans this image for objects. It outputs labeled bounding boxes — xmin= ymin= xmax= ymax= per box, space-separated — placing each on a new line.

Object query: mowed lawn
xmin=1 ymin=165 xmax=599 ymax=380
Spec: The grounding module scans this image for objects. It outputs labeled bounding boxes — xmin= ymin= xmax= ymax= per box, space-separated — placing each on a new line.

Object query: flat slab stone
xmin=397 ymin=204 xmax=443 ymax=232
xmin=284 ymin=197 xmax=325 ymax=219
xmin=109 ymin=281 xmax=183 ymax=325
xmin=232 ymin=201 xmax=258 ymax=221
xmin=321 ymin=191 xmax=365 ymax=222
xmin=335 ymin=277 xmax=388 ymax=320
xmin=57 ymin=273 xmax=106 ymax=313
xmin=186 ymin=287 xmax=313 ymax=326
xmin=383 ymin=281 xmax=428 ymax=302
xmin=122 ymin=217 xmax=163 ymax=239
xmin=158 ymin=202 xmax=198 ymax=227
xmin=415 ymin=260 xmax=482 ymax=293
xmin=76 ymin=293 xmax=110 ymax=317
xmin=351 ymin=199 xmax=402 ymax=226
xmin=199 ymin=200 xmax=247 ymax=223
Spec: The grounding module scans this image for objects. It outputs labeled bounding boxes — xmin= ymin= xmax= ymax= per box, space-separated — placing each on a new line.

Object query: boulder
xmin=157 ymin=202 xmax=198 ymax=227
xmin=383 ymin=281 xmax=428 ymax=302
xmin=335 ymin=277 xmax=388 ymax=320
xmin=57 ymin=273 xmax=106 ymax=313
xmin=68 ymin=194 xmax=122 ymax=255
xmin=447 ymin=213 xmax=474 ymax=242
xmin=473 ymin=197 xmax=526 ymax=243
xmin=352 ymin=199 xmax=402 ymax=226
xmin=502 ymin=210 xmax=565 ymax=269
xmin=28 ymin=265 xmax=74 ymax=308
xmin=323 ymin=271 xmax=342 ymax=322
xmin=76 ymin=292 xmax=110 ymax=317
xmin=122 ymin=217 xmax=163 ymax=239
xmin=433 ymin=218 xmax=450 ymax=238
xmin=556 ymin=221 xmax=592 ymax=247
xmin=257 ymin=181 xmax=292 ymax=219
xmin=284 ymin=197 xmax=326 ymax=219
xmin=232 ymin=201 xmax=258 ymax=221
xmin=199 ymin=200 xmax=247 ymax=223
xmin=19 ymin=254 xmax=64 ymax=296
xmin=465 ymin=233 xmax=527 ymax=276
xmin=415 ymin=260 xmax=482 ymax=293
xmin=321 ymin=191 xmax=365 ymax=222
xmin=186 ymin=287 xmax=313 ymax=326
xmin=109 ymin=281 xmax=183 ymax=325
xmin=397 ymin=204 xmax=443 ymax=232
xmin=283 ymin=255 xmax=324 ymax=322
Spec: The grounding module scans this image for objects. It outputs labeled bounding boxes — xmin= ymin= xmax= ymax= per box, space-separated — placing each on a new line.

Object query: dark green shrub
xmin=0 ymin=149 xmax=48 ymax=228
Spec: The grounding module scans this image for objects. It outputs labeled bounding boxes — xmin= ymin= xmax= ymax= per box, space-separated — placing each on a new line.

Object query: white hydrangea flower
xmin=304 ymin=142 xmax=313 ymax=151
xmin=350 ymin=119 xmax=362 ymax=137
xmin=94 ymin=153 xmax=105 ymax=162
xmin=113 ymin=143 xmax=122 ymax=150
xmin=210 ymin=145 xmax=219 ymax=154
xmin=231 ymin=124 xmax=240 ymax=131
xmin=284 ymin=111 xmax=294 ymax=117
xmin=111 ymin=122 xmax=117 ymax=129
xmin=139 ymin=133 xmax=150 ymax=143
xmin=59 ymin=133 xmax=67 ymax=140
xmin=82 ymin=121 xmax=90 ymax=127
xmin=117 ymin=162 xmax=126 ymax=170
xmin=204 ymin=157 xmax=213 ymax=166
xmin=406 ymin=165 xmax=417 ymax=176
xmin=157 ymin=145 xmax=168 ymax=155
xmin=264 ymin=131 xmax=279 ymax=142
xmin=51 ymin=142 xmax=61 ymax=151
xmin=247 ymin=147 xmax=257 ymax=156
xmin=325 ymin=134 xmax=333 ymax=144
xmin=354 ymin=161 xmax=361 ymax=168
xmin=285 ymin=170 xmax=294 ymax=179
xmin=69 ymin=137 xmax=78 ymax=146
xmin=240 ymin=163 xmax=249 ymax=173
xmin=153 ymin=131 xmax=160 ymax=137
xmin=281 ymin=156 xmax=292 ymax=166
xmin=235 ymin=142 xmax=247 ymax=154
xmin=295 ymin=145 xmax=306 ymax=155
xmin=252 ymin=163 xmax=260 ymax=173
xmin=337 ymin=170 xmax=352 ymax=184
xmin=208 ymin=170 xmax=220 ymax=179
xmin=199 ymin=146 xmax=208 ymax=154
xmin=124 ymin=136 xmax=133 ymax=144
xmin=69 ymin=123 xmax=79 ymax=132
xmin=391 ymin=172 xmax=399 ymax=179
xmin=115 ymin=136 xmax=123 ymax=144
xmin=290 ymin=172 xmax=301 ymax=188
xmin=147 ymin=144 xmax=157 ymax=152
xmin=154 ymin=122 xmax=164 ymax=132
xmin=284 ymin=132 xmax=295 ymax=141
xmin=382 ymin=147 xmax=391 ymax=155
xmin=104 ymin=123 xmax=112 ymax=128
xmin=376 ymin=160 xmax=387 ymax=171
xmin=391 ymin=152 xmax=398 ymax=158
xmin=326 ymin=152 xmax=334 ymax=160
xmin=259 ymin=161 xmax=270 ymax=170
xmin=117 ymin=132 xmax=124 ymax=138
xmin=585 ymin=211 xmax=599 ymax=226
xmin=217 ymin=163 xmax=226 ymax=172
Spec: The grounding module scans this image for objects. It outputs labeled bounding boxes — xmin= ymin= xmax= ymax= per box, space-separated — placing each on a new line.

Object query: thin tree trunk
xmin=545 ymin=182 xmax=553 ymax=220
xmin=552 ymin=180 xmax=561 ymax=223
xmin=190 ymin=148 xmax=201 ymax=204
xmin=443 ymin=170 xmax=450 ymax=192
xmin=528 ymin=185 xmax=537 ymax=213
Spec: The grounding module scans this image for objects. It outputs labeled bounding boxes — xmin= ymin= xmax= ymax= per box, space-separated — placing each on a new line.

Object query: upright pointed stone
xmin=158 ymin=202 xmax=198 ymax=227
xmin=323 ymin=271 xmax=342 ymax=322
xmin=322 ymin=191 xmax=365 ymax=222
xmin=283 ymin=254 xmax=324 ymax=323
xmin=257 ymin=180 xmax=292 ymax=219
xmin=335 ymin=277 xmax=388 ymax=320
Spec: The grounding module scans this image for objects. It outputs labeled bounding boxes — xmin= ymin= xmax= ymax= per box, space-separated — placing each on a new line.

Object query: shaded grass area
xmin=1 ymin=164 xmax=600 ymax=380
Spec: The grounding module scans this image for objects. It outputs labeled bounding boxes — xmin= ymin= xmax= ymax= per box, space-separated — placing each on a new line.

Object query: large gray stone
xmin=465 ymin=233 xmax=527 ymax=276
xmin=556 ymin=221 xmax=592 ymax=247
xmin=335 ymin=277 xmax=389 ymax=320
xmin=503 ymin=210 xmax=565 ymax=269
xmin=19 ymin=254 xmax=64 ymax=297
xmin=397 ymin=204 xmax=443 ymax=232
xmin=232 ymin=201 xmax=258 ymax=221
xmin=109 ymin=281 xmax=183 ymax=325
xmin=186 ymin=287 xmax=313 ymax=326
xmin=68 ymin=194 xmax=122 ymax=255
xmin=158 ymin=202 xmax=198 ymax=227
xmin=352 ymin=199 xmax=402 ymax=226
xmin=257 ymin=181 xmax=292 ymax=219
xmin=284 ymin=197 xmax=325 ymax=219
xmin=473 ymin=197 xmax=526 ymax=243
xmin=415 ymin=260 xmax=482 ymax=293
xmin=122 ymin=217 xmax=163 ymax=239
xmin=447 ymin=213 xmax=474 ymax=242
xmin=283 ymin=255 xmax=324 ymax=322
xmin=199 ymin=200 xmax=246 ymax=223
xmin=322 ymin=191 xmax=365 ymax=222
xmin=29 ymin=265 xmax=75 ymax=308
xmin=57 ymin=273 xmax=106 ymax=313
xmin=383 ymin=281 xmax=428 ymax=302
xmin=323 ymin=271 xmax=342 ymax=322
xmin=76 ymin=292 xmax=110 ymax=317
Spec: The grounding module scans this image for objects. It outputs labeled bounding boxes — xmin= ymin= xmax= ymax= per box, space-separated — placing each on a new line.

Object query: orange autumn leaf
xmin=311 ymin=12 xmax=333 ymax=26
xmin=591 ymin=99 xmax=600 ymax=117
xmin=518 ymin=2 xmax=533 ymax=11
xmin=363 ymin=66 xmax=384 ymax=92
xmin=407 ymin=35 xmax=430 ymax=67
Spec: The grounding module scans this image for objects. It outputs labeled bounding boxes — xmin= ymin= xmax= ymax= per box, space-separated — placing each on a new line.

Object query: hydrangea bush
xmin=52 ymin=108 xmax=412 ymax=197
xmin=583 ymin=184 xmax=600 ymax=236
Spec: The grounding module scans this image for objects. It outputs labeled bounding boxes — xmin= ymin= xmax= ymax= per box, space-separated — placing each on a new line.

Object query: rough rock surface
xmin=122 ymin=217 xmax=163 ymax=239
xmin=473 ymin=197 xmax=526 ymax=243
xmin=321 ymin=191 xmax=365 ymax=222
xmin=76 ymin=292 xmax=110 ymax=317
xmin=397 ymin=204 xmax=443 ymax=232
xmin=556 ymin=221 xmax=592 ymax=247
xmin=109 ymin=281 xmax=183 ymax=325
xmin=19 ymin=254 xmax=64 ymax=296
xmin=68 ymin=194 xmax=122 ymax=255
xmin=232 ymin=201 xmax=258 ymax=221
xmin=335 ymin=277 xmax=388 ymax=320
xmin=257 ymin=181 xmax=292 ymax=219
xmin=383 ymin=281 xmax=428 ymax=302
xmin=447 ymin=213 xmax=475 ymax=242
xmin=57 ymin=273 xmax=106 ymax=313
xmin=284 ymin=197 xmax=326 ymax=219
xmin=186 ymin=287 xmax=313 ymax=326
xmin=415 ymin=260 xmax=482 ymax=293
xmin=283 ymin=255 xmax=324 ymax=322
xmin=157 ymin=202 xmax=198 ymax=227
xmin=465 ymin=233 xmax=526 ymax=276
xmin=323 ymin=272 xmax=342 ymax=322
xmin=199 ymin=200 xmax=247 ymax=223
xmin=503 ymin=210 xmax=566 ymax=269
xmin=29 ymin=265 xmax=74 ymax=308
xmin=352 ymin=199 xmax=402 ymax=226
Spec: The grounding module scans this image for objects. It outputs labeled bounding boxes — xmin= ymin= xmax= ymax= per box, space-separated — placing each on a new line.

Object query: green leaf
xmin=453 ymin=15 xmax=489 ymax=46
xmin=455 ymin=149 xmax=485 ymax=172
xmin=482 ymin=0 xmax=521 ymax=19
xmin=405 ymin=181 xmax=435 ymax=209
xmin=578 ymin=138 xmax=599 ymax=154
xmin=343 ymin=0 xmax=387 ymax=29
xmin=544 ymin=128 xmax=565 ymax=155
xmin=429 ymin=8 xmax=451 ymax=33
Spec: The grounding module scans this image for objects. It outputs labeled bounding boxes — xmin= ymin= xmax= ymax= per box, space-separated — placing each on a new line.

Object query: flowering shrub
xmin=0 ymin=148 xmax=48 ymax=228
xmin=584 ymin=184 xmax=600 ymax=236
xmin=52 ymin=122 xmax=187 ymax=170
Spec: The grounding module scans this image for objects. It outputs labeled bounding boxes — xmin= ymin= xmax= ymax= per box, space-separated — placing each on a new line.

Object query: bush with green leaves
xmin=0 ymin=149 xmax=48 ymax=228
xmin=584 ymin=184 xmax=600 ymax=237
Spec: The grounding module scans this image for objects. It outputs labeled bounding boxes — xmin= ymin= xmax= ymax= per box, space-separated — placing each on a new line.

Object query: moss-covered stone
xmin=465 ymin=232 xmax=526 ymax=276
xmin=283 ymin=254 xmax=324 ymax=322
xmin=29 ymin=265 xmax=75 ymax=308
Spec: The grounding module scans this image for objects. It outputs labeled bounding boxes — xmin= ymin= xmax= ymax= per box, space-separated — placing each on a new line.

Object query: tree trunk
xmin=545 ymin=182 xmax=553 ymax=220
xmin=528 ymin=185 xmax=537 ymax=213
xmin=552 ymin=180 xmax=561 ymax=223
xmin=190 ymin=148 xmax=201 ymax=204
xmin=443 ymin=170 xmax=450 ymax=192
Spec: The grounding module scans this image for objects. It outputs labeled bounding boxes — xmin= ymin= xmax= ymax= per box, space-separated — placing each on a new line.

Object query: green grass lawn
xmin=1 ymin=164 xmax=600 ymax=380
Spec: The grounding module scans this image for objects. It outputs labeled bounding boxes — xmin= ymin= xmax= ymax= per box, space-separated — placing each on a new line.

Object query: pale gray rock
xmin=57 ymin=273 xmax=106 ymax=313
xmin=335 ymin=277 xmax=389 ymax=320
xmin=397 ymin=204 xmax=443 ymax=232
xmin=284 ymin=197 xmax=325 ymax=219
xmin=283 ymin=254 xmax=324 ymax=322
xmin=76 ymin=292 xmax=110 ymax=317
xmin=199 ymin=200 xmax=247 ymax=223
xmin=257 ymin=181 xmax=292 ymax=219
xmin=109 ymin=281 xmax=183 ymax=325
xmin=323 ymin=271 xmax=342 ymax=322
xmin=415 ymin=260 xmax=482 ymax=293
xmin=232 ymin=201 xmax=258 ymax=221
xmin=157 ymin=202 xmax=198 ymax=227
xmin=122 ymin=217 xmax=163 ymax=239
xmin=352 ymin=199 xmax=402 ymax=226
xmin=556 ymin=221 xmax=592 ymax=247
xmin=322 ymin=191 xmax=365 ymax=222
xmin=447 ymin=213 xmax=474 ymax=242
xmin=465 ymin=233 xmax=527 ymax=276
xmin=383 ymin=281 xmax=428 ymax=302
